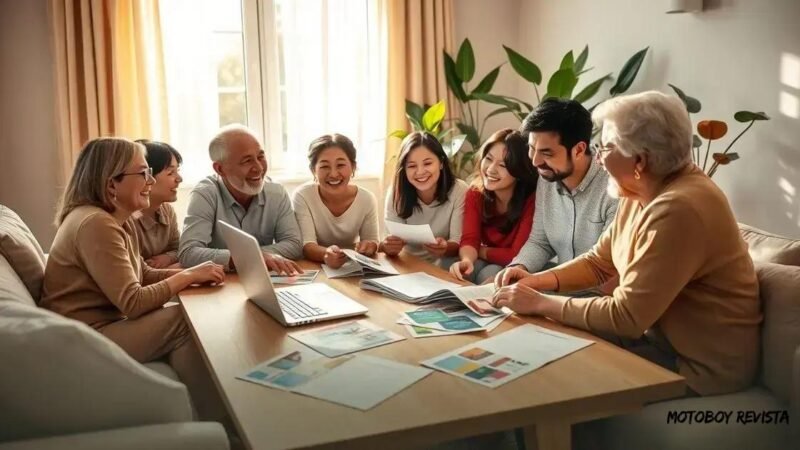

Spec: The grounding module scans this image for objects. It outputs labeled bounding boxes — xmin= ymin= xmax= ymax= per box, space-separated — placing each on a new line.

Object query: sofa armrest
xmin=0 ymin=422 xmax=229 ymax=450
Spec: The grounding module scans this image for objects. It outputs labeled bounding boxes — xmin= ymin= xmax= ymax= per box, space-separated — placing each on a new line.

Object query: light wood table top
xmin=179 ymin=253 xmax=685 ymax=450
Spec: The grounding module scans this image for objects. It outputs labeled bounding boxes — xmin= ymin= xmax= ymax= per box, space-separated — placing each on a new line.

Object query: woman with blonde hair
xmin=494 ymin=91 xmax=761 ymax=396
xmin=41 ymin=137 xmax=226 ymax=419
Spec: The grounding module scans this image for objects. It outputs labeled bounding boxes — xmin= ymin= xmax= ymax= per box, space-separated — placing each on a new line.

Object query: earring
xmin=634 ymin=169 xmax=641 ymax=180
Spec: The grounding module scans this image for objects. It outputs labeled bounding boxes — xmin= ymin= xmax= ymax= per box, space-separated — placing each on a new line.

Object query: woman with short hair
xmin=41 ymin=137 xmax=226 ymax=418
xmin=133 ymin=139 xmax=183 ymax=268
xmin=291 ymin=134 xmax=379 ymax=269
xmin=494 ymin=91 xmax=761 ymax=396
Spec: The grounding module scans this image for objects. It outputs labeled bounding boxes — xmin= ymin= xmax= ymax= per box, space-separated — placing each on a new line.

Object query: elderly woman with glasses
xmin=491 ymin=91 xmax=760 ymax=396
xmin=41 ymin=137 xmax=228 ymax=419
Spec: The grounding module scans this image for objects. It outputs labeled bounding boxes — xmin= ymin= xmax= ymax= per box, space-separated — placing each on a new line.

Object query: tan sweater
xmin=551 ymin=165 xmax=761 ymax=395
xmin=41 ymin=206 xmax=173 ymax=329
xmin=132 ymin=203 xmax=180 ymax=261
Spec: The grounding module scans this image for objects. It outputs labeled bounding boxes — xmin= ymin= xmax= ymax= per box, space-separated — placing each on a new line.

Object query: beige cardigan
xmin=41 ymin=206 xmax=173 ymax=329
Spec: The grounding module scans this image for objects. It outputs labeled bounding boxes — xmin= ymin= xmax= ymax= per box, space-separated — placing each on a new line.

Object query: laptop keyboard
xmin=277 ymin=290 xmax=327 ymax=319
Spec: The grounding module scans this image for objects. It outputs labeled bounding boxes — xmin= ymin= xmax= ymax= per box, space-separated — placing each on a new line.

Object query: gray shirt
xmin=511 ymin=157 xmax=618 ymax=272
xmin=178 ymin=175 xmax=303 ymax=268
xmin=384 ymin=179 xmax=469 ymax=263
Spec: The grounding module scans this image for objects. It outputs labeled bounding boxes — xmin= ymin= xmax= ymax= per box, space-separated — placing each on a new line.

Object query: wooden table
xmin=179 ymin=253 xmax=684 ymax=450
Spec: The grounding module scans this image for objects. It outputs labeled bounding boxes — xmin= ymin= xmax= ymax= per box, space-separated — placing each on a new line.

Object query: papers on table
xmin=385 ymin=222 xmax=437 ymax=245
xmin=239 ymin=348 xmax=431 ymax=410
xmin=321 ymin=250 xmax=399 ymax=278
xmin=289 ymin=320 xmax=405 ymax=357
xmin=400 ymin=305 xmax=510 ymax=338
xmin=398 ymin=303 xmax=511 ymax=334
xmin=361 ymin=274 xmax=503 ymax=317
xmin=269 ymin=269 xmax=320 ymax=285
xmin=421 ymin=324 xmax=594 ymax=388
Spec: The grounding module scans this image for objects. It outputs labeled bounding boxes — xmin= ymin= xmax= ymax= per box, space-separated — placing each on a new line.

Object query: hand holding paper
xmin=385 ymin=222 xmax=437 ymax=245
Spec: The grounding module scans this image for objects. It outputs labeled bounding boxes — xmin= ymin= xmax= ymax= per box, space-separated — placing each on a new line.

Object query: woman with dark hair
xmin=132 ymin=139 xmax=184 ymax=268
xmin=381 ymin=132 xmax=468 ymax=263
xmin=449 ymin=129 xmax=538 ymax=284
xmin=291 ymin=134 xmax=379 ymax=268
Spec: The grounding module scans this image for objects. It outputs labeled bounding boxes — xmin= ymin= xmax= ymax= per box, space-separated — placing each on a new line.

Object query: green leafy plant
xmin=388 ymin=100 xmax=469 ymax=176
xmin=449 ymin=44 xmax=649 ymax=129
xmin=669 ymin=84 xmax=770 ymax=177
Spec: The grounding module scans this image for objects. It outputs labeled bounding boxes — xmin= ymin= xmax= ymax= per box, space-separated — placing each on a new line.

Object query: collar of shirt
xmin=134 ymin=206 xmax=169 ymax=231
xmin=556 ymin=156 xmax=603 ymax=196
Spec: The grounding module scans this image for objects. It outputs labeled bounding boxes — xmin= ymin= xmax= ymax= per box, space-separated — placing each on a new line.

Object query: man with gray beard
xmin=179 ymin=124 xmax=303 ymax=274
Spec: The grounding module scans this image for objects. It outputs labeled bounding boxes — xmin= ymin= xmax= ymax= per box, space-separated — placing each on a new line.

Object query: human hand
xmin=449 ymin=259 xmax=474 ymax=281
xmin=323 ymin=245 xmax=348 ymax=269
xmin=183 ymin=261 xmax=225 ymax=286
xmin=263 ymin=252 xmax=301 ymax=275
xmin=381 ymin=235 xmax=405 ymax=256
xmin=145 ymin=254 xmax=176 ymax=269
xmin=423 ymin=237 xmax=448 ymax=258
xmin=494 ymin=265 xmax=530 ymax=288
xmin=355 ymin=240 xmax=378 ymax=257
xmin=491 ymin=283 xmax=547 ymax=315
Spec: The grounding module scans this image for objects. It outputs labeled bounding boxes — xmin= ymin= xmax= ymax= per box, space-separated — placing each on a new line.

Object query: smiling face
xmin=110 ymin=149 xmax=154 ymax=216
xmin=404 ymin=146 xmax=442 ymax=199
xmin=149 ymin=155 xmax=183 ymax=204
xmin=529 ymin=131 xmax=575 ymax=182
xmin=215 ymin=132 xmax=267 ymax=197
xmin=480 ymin=143 xmax=516 ymax=193
xmin=313 ymin=146 xmax=354 ymax=196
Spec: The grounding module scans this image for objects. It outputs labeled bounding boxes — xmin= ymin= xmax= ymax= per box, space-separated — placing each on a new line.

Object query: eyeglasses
xmin=591 ymin=143 xmax=615 ymax=158
xmin=116 ymin=167 xmax=154 ymax=181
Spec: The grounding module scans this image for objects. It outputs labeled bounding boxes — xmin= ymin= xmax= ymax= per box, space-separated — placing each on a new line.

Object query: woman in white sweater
xmin=382 ymin=132 xmax=468 ymax=263
xmin=292 ymin=134 xmax=379 ymax=269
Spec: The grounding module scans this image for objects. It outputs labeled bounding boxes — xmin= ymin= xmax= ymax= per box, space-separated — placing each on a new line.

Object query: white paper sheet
xmin=289 ymin=320 xmax=405 ymax=357
xmin=293 ymin=354 xmax=431 ymax=410
xmin=401 ymin=311 xmax=509 ymax=338
xmin=238 ymin=349 xmax=431 ymax=410
xmin=342 ymin=249 xmax=399 ymax=275
xmin=361 ymin=272 xmax=460 ymax=300
xmin=420 ymin=324 xmax=594 ymax=388
xmin=385 ymin=221 xmax=437 ymax=245
xmin=321 ymin=260 xmax=363 ymax=278
xmin=269 ymin=269 xmax=320 ymax=285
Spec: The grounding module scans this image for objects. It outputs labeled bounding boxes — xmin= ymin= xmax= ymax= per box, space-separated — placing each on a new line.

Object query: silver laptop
xmin=217 ymin=220 xmax=368 ymax=326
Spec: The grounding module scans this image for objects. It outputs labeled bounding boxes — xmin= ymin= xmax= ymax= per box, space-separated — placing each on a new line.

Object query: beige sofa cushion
xmin=757 ymin=262 xmax=800 ymax=403
xmin=0 ymin=205 xmax=46 ymax=301
xmin=0 ymin=254 xmax=36 ymax=306
xmin=0 ymin=300 xmax=193 ymax=442
xmin=740 ymin=223 xmax=800 ymax=266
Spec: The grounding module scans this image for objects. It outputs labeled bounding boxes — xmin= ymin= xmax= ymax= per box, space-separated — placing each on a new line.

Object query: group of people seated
xmin=38 ymin=91 xmax=762 ymax=423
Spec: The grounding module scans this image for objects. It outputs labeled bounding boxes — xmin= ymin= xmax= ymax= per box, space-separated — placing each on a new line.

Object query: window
xmin=161 ymin=0 xmax=386 ymax=182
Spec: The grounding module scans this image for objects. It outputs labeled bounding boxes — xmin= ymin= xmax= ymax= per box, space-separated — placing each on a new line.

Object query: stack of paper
xmin=362 ymin=275 xmax=504 ymax=317
xmin=385 ymin=222 xmax=437 ymax=245
xmin=322 ymin=249 xmax=399 ymax=278
xmin=398 ymin=303 xmax=511 ymax=338
xmin=239 ymin=348 xmax=431 ymax=410
xmin=421 ymin=324 xmax=594 ymax=388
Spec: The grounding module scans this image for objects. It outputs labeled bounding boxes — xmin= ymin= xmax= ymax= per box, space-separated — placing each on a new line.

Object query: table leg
xmin=522 ymin=420 xmax=571 ymax=450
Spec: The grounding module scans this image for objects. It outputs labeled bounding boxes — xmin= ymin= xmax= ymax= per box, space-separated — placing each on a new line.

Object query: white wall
xmin=513 ymin=0 xmax=800 ymax=237
xmin=453 ymin=0 xmax=524 ymax=139
xmin=0 ymin=0 xmax=61 ymax=249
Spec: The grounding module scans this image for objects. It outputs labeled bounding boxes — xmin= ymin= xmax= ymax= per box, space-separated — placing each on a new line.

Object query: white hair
xmin=592 ymin=90 xmax=692 ymax=177
xmin=208 ymin=123 xmax=261 ymax=163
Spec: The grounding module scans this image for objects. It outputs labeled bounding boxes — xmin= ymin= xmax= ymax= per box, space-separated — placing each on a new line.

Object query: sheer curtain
xmin=277 ymin=0 xmax=387 ymax=176
xmin=159 ymin=0 xmax=222 ymax=183
xmin=50 ymin=0 xmax=168 ymax=182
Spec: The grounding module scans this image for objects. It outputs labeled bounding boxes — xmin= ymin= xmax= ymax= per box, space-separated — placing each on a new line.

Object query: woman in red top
xmin=449 ymin=128 xmax=538 ymax=283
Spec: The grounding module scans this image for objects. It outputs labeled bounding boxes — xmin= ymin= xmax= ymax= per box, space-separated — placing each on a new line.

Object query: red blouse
xmin=460 ymin=188 xmax=535 ymax=266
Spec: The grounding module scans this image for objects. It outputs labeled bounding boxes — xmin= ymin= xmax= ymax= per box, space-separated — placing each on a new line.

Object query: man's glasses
xmin=116 ymin=167 xmax=154 ymax=181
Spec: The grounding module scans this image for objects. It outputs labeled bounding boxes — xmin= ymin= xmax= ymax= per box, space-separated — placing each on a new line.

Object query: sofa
xmin=599 ymin=223 xmax=800 ymax=450
xmin=0 ymin=205 xmax=229 ymax=450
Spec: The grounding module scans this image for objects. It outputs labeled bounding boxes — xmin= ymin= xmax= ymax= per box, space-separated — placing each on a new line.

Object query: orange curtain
xmin=382 ymin=0 xmax=456 ymax=186
xmin=50 ymin=0 xmax=168 ymax=182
